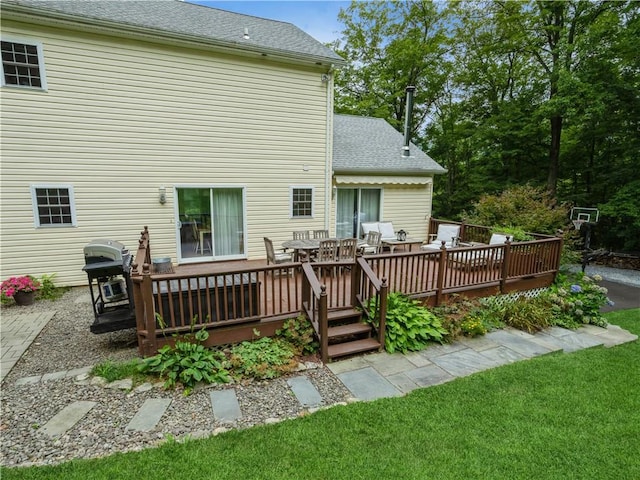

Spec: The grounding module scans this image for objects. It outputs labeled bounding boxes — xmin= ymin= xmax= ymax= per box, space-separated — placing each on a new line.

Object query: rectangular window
xmin=291 ymin=187 xmax=313 ymax=218
xmin=31 ymin=185 xmax=76 ymax=227
xmin=1 ymin=40 xmax=47 ymax=90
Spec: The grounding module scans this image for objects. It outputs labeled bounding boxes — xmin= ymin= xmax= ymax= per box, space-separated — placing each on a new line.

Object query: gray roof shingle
xmin=333 ymin=114 xmax=446 ymax=175
xmin=3 ymin=0 xmax=344 ymax=65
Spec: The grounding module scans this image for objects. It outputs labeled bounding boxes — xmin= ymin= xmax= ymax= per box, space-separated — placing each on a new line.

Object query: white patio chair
xmin=421 ymin=224 xmax=461 ymax=250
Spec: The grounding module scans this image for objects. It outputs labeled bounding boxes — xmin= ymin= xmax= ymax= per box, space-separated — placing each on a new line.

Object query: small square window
xmin=1 ymin=40 xmax=47 ymax=90
xmin=291 ymin=187 xmax=313 ymax=218
xmin=32 ymin=185 xmax=76 ymax=227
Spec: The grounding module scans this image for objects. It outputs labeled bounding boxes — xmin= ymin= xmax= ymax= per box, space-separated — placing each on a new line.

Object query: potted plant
xmin=1 ymin=275 xmax=41 ymax=306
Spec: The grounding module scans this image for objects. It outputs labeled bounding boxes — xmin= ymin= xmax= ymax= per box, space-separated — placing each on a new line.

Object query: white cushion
xmin=489 ymin=233 xmax=511 ymax=245
xmin=361 ymin=222 xmax=378 ymax=237
xmin=436 ymin=224 xmax=460 ymax=242
xmin=378 ymin=222 xmax=395 ymax=240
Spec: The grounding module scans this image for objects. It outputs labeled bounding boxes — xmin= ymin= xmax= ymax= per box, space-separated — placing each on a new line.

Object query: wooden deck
xmin=130 ymin=223 xmax=562 ymax=361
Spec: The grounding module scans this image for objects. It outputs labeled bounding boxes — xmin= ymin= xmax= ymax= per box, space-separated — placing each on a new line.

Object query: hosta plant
xmin=367 ymin=292 xmax=448 ymax=354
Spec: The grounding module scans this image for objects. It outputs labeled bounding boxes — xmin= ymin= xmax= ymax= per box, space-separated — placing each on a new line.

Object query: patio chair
xmin=313 ymin=229 xmax=329 ymax=239
xmin=192 ymin=222 xmax=211 ymax=254
xmin=338 ymin=238 xmax=357 ymax=261
xmin=450 ymin=233 xmax=512 ymax=270
xmin=293 ymin=230 xmax=310 ymax=240
xmin=316 ymin=239 xmax=338 ymax=262
xmin=421 ymin=224 xmax=461 ymax=251
xmin=264 ymin=237 xmax=293 ymax=275
xmin=360 ymin=230 xmax=382 ymax=254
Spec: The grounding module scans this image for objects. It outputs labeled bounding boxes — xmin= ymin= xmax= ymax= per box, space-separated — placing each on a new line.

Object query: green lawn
xmin=3 ymin=309 xmax=639 ymax=480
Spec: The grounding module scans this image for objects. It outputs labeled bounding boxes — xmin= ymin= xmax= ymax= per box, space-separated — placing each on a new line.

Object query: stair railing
xmin=356 ymin=257 xmax=387 ymax=348
xmin=301 ymin=261 xmax=329 ymax=362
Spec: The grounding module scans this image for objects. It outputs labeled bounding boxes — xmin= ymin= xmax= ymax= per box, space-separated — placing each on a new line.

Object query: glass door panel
xmin=177 ymin=187 xmax=244 ymax=261
xmin=335 ymin=188 xmax=381 ymax=238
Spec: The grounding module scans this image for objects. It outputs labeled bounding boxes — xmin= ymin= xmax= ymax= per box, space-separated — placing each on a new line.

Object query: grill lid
xmin=84 ymin=239 xmax=128 ymax=264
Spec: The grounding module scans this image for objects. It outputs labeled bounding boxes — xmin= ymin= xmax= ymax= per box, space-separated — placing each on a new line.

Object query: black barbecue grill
xmin=83 ymin=239 xmax=136 ymax=333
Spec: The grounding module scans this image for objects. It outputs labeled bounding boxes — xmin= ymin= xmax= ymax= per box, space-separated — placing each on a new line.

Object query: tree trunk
xmin=547 ymin=115 xmax=562 ymax=199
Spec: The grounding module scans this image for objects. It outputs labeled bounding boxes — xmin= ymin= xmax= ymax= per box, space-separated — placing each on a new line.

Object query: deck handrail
xmin=356 ymin=256 xmax=387 ymax=347
xmin=300 ymin=261 xmax=329 ymax=362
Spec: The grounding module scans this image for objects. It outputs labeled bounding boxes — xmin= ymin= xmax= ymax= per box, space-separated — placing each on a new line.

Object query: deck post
xmin=319 ymin=285 xmax=328 ymax=364
xmin=435 ymin=245 xmax=447 ymax=305
xmin=140 ymin=263 xmax=156 ymax=356
xmin=378 ymin=279 xmax=388 ymax=349
xmin=500 ymin=239 xmax=512 ymax=293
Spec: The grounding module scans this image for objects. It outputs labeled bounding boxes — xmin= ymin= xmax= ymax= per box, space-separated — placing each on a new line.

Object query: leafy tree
xmin=464 ymin=185 xmax=568 ymax=234
xmin=598 ymin=181 xmax=640 ymax=252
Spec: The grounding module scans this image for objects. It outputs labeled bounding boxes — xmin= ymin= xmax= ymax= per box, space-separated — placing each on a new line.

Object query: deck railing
xmin=131 ymin=224 xmax=562 ymax=358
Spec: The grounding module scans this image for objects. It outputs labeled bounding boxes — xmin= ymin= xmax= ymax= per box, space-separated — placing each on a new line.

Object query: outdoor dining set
xmin=264 ymin=222 xmax=515 ymax=272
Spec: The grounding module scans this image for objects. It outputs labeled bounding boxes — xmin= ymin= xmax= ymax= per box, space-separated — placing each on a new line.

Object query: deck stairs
xmin=326 ymin=307 xmax=381 ymax=361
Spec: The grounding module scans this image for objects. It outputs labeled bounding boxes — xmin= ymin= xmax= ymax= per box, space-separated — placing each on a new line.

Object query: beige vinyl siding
xmin=1 ymin=20 xmax=331 ymax=285
xmin=381 ymin=182 xmax=433 ymax=241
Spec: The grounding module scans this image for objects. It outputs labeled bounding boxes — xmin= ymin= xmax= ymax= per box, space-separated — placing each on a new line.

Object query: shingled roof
xmin=2 ymin=0 xmax=344 ymax=66
xmin=333 ymin=115 xmax=446 ymax=175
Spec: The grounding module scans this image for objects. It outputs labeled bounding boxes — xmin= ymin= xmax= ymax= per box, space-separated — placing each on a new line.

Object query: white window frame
xmin=31 ymin=184 xmax=77 ymax=228
xmin=290 ymin=186 xmax=314 ymax=219
xmin=1 ymin=37 xmax=48 ymax=91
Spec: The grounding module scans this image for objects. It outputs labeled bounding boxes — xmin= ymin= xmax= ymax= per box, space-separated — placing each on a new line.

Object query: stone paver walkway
xmin=2 ymin=323 xmax=637 ymax=437
xmin=1 ymin=311 xmax=56 ymax=382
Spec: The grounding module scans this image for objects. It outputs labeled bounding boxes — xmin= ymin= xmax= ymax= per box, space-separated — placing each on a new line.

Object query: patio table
xmin=381 ymin=237 xmax=424 ymax=253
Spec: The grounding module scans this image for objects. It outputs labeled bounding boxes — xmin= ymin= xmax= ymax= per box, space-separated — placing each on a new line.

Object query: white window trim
xmin=31 ymin=184 xmax=77 ymax=228
xmin=1 ymin=37 xmax=48 ymax=91
xmin=290 ymin=185 xmax=314 ymax=219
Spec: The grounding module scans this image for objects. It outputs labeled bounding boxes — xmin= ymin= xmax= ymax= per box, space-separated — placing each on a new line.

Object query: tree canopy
xmin=331 ymin=0 xmax=639 ymax=251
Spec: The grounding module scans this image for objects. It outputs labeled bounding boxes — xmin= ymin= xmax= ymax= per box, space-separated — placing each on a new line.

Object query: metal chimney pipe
xmin=402 ymin=85 xmax=416 ymax=157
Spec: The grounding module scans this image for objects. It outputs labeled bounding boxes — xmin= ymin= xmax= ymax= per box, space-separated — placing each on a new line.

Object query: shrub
xmin=367 ymin=292 xmax=448 ymax=353
xmin=229 ymin=334 xmax=297 ymax=380
xmin=140 ymin=329 xmax=230 ymax=395
xmin=466 ymin=185 xmax=568 ymax=235
xmin=498 ymin=296 xmax=552 ymax=333
xmin=544 ymin=271 xmax=611 ymax=328
xmin=276 ymin=314 xmax=319 ymax=356
xmin=36 ymin=273 xmax=70 ymax=300
xmin=460 ymin=316 xmax=488 ymax=337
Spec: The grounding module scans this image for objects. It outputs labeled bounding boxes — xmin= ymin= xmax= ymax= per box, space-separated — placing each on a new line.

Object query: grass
xmin=3 ymin=309 xmax=639 ymax=480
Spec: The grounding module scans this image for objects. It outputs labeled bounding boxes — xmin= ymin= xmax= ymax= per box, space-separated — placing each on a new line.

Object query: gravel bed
xmin=0 ymin=288 xmax=352 ymax=468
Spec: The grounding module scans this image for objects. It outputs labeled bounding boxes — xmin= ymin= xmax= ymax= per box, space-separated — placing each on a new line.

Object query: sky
xmin=190 ymin=1 xmax=350 ymax=44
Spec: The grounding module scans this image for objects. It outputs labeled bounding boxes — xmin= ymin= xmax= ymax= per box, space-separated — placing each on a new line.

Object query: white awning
xmin=334 ymin=175 xmax=432 ymax=185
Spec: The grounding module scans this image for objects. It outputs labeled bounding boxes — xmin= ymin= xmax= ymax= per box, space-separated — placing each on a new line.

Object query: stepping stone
xmin=430 ymin=349 xmax=504 ymax=377
xmin=287 ymin=376 xmax=322 ymax=408
xmin=210 ymin=389 xmax=242 ymax=423
xmin=126 ymin=398 xmax=172 ymax=432
xmin=336 ymin=366 xmax=401 ymax=401
xmin=405 ymin=364 xmax=454 ymax=388
xmin=41 ymin=401 xmax=96 ymax=437
xmin=485 ymin=330 xmax=554 ymax=358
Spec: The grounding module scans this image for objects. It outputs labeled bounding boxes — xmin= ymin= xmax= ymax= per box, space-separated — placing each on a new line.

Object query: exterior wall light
xmin=159 ymin=186 xmax=167 ymax=204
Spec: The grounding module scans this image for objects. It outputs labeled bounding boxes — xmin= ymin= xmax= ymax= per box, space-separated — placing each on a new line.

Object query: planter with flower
xmin=1 ymin=276 xmax=41 ymax=306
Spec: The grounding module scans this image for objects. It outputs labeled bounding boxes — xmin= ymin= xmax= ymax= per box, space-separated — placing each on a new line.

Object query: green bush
xmin=36 ymin=273 xmax=70 ymax=300
xmin=367 ymin=292 xmax=448 ymax=353
xmin=276 ymin=314 xmax=319 ymax=356
xmin=498 ymin=296 xmax=552 ymax=333
xmin=229 ymin=335 xmax=297 ymax=380
xmin=544 ymin=271 xmax=610 ymax=328
xmin=140 ymin=329 xmax=230 ymax=395
xmin=466 ymin=185 xmax=569 ymax=235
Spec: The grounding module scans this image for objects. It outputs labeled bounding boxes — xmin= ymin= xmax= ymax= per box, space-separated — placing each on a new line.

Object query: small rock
xmin=105 ymin=379 xmax=133 ymax=390
xmin=75 ymin=373 xmax=90 ymax=382
xmin=90 ymin=376 xmax=107 ymax=387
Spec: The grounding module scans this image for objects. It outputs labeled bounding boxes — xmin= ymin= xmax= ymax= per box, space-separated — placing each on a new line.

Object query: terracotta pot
xmin=13 ymin=290 xmax=36 ymax=306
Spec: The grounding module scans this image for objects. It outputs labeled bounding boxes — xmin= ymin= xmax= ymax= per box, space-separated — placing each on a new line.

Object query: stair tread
xmin=328 ymin=323 xmax=371 ymax=338
xmin=327 ymin=308 xmax=361 ymax=321
xmin=328 ymin=338 xmax=381 ymax=359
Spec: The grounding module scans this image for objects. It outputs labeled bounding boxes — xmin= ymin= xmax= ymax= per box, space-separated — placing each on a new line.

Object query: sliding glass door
xmin=176 ymin=187 xmax=245 ymax=261
xmin=335 ymin=188 xmax=381 ymax=238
